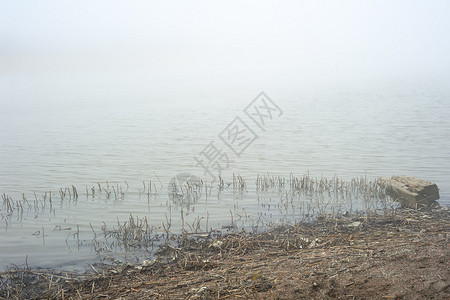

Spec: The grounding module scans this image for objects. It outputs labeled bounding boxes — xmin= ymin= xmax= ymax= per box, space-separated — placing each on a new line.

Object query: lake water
xmin=1 ymin=77 xmax=449 ymax=271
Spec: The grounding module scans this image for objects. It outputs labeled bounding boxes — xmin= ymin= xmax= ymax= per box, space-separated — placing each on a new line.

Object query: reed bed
xmin=95 ymin=214 xmax=160 ymax=253
xmin=1 ymin=174 xmax=396 ymax=257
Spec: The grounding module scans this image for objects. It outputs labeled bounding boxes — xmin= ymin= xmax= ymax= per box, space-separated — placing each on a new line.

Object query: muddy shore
xmin=1 ymin=207 xmax=449 ymax=299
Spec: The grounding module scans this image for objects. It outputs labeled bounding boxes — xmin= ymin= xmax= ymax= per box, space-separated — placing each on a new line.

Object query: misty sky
xmin=1 ymin=0 xmax=450 ymax=92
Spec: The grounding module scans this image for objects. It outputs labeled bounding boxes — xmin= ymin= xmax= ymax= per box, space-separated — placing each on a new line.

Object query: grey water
xmin=1 ymin=77 xmax=449 ymax=272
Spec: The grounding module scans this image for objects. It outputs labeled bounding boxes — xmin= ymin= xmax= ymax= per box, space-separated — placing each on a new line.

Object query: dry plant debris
xmin=1 ymin=207 xmax=449 ymax=299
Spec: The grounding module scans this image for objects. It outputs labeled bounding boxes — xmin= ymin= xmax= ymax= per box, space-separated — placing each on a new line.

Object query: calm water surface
xmin=1 ymin=82 xmax=449 ymax=271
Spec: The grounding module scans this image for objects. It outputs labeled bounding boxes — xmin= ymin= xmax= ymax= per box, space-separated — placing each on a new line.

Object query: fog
xmin=1 ymin=0 xmax=450 ymax=95
xmin=1 ymin=1 xmax=450 ymax=273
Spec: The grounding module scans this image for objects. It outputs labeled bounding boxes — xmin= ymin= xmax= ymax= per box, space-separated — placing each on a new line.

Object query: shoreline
xmin=1 ymin=206 xmax=449 ymax=299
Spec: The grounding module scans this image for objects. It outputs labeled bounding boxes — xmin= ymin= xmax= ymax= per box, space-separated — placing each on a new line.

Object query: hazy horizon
xmin=1 ymin=0 xmax=450 ymax=96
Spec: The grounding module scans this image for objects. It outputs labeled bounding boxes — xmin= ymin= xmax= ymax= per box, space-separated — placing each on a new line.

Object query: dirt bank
xmin=1 ymin=207 xmax=449 ymax=299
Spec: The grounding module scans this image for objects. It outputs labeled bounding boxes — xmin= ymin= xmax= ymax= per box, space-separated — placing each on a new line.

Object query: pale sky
xmin=1 ymin=0 xmax=450 ymax=91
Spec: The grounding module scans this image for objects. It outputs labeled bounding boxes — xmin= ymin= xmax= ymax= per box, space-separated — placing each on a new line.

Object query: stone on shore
xmin=378 ymin=175 xmax=440 ymax=208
